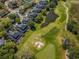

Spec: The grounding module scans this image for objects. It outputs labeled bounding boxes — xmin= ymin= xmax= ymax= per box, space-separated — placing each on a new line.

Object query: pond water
xmin=41 ymin=11 xmax=58 ymax=28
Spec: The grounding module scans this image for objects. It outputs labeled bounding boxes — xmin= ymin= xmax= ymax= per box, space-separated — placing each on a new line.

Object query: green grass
xmin=36 ymin=44 xmax=55 ymax=59
xmin=55 ymin=2 xmax=66 ymax=22
xmin=17 ymin=30 xmax=33 ymax=48
xmin=44 ymin=27 xmax=59 ymax=44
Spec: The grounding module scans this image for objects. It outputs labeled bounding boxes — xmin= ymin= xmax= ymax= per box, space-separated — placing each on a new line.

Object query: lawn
xmin=36 ymin=44 xmax=55 ymax=59
xmin=44 ymin=27 xmax=59 ymax=44
xmin=55 ymin=1 xmax=66 ymax=23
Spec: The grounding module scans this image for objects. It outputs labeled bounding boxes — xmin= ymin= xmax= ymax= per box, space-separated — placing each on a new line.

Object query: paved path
xmin=63 ymin=2 xmax=69 ymax=31
xmin=65 ymin=50 xmax=69 ymax=59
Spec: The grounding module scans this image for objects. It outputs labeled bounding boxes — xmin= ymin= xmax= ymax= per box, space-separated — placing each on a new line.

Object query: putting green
xmin=36 ymin=44 xmax=55 ymax=59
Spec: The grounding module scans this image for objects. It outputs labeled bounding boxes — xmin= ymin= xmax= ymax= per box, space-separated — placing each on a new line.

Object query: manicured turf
xmin=36 ymin=44 xmax=55 ymax=59
xmin=44 ymin=27 xmax=59 ymax=43
xmin=55 ymin=2 xmax=66 ymax=22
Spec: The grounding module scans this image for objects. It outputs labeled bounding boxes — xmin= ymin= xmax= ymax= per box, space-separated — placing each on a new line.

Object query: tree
xmin=41 ymin=9 xmax=47 ymax=16
xmin=0 ymin=41 xmax=17 ymax=59
xmin=68 ymin=48 xmax=79 ymax=59
xmin=0 ymin=18 xmax=12 ymax=28
xmin=0 ymin=30 xmax=5 ymax=37
xmin=28 ymin=20 xmax=36 ymax=31
xmin=28 ymin=20 xmax=35 ymax=26
xmin=8 ymin=14 xmax=16 ymax=19
xmin=0 ymin=23 xmax=5 ymax=37
xmin=16 ymin=18 xmax=20 ymax=24
xmin=0 ymin=3 xmax=5 ymax=9
xmin=0 ymin=0 xmax=7 ymax=3
xmin=62 ymin=39 xmax=71 ymax=50
xmin=0 ymin=23 xmax=4 ymax=31
xmin=8 ymin=13 xmax=20 ymax=23
xmin=36 ymin=14 xmax=43 ymax=23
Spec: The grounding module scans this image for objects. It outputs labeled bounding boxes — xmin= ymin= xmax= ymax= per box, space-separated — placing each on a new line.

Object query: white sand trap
xmin=35 ymin=41 xmax=44 ymax=49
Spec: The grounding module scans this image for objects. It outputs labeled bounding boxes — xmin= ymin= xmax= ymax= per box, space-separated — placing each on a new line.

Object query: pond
xmin=41 ymin=11 xmax=58 ymax=28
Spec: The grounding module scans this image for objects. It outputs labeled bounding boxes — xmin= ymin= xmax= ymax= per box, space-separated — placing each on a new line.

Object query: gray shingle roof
xmin=0 ymin=38 xmax=4 ymax=46
xmin=39 ymin=1 xmax=48 ymax=5
xmin=32 ymin=7 xmax=41 ymax=13
xmin=28 ymin=12 xmax=38 ymax=18
xmin=7 ymin=29 xmax=22 ymax=41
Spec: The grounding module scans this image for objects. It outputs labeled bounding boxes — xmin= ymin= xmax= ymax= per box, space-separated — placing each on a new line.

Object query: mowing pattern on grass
xmin=36 ymin=44 xmax=55 ymax=59
xmin=43 ymin=27 xmax=59 ymax=44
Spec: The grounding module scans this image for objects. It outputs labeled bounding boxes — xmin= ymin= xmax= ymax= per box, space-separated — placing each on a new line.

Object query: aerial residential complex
xmin=0 ymin=0 xmax=79 ymax=59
